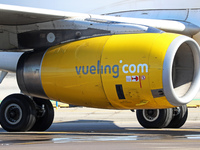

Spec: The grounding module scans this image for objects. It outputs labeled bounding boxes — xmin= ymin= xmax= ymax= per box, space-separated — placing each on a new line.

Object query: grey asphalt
xmin=0 ymin=107 xmax=200 ymax=150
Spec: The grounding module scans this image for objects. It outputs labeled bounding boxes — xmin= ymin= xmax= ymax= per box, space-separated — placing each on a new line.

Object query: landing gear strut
xmin=30 ymin=97 xmax=54 ymax=131
xmin=0 ymin=94 xmax=54 ymax=132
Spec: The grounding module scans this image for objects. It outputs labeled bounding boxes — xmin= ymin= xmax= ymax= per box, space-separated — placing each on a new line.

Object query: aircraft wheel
xmin=166 ymin=105 xmax=188 ymax=128
xmin=136 ymin=108 xmax=173 ymax=128
xmin=30 ymin=98 xmax=54 ymax=131
xmin=0 ymin=94 xmax=36 ymax=132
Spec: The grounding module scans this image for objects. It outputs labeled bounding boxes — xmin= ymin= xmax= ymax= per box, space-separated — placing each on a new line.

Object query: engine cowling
xmin=16 ymin=33 xmax=200 ymax=109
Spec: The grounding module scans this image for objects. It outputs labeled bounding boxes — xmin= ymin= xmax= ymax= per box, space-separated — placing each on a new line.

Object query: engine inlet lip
xmin=163 ymin=35 xmax=200 ymax=106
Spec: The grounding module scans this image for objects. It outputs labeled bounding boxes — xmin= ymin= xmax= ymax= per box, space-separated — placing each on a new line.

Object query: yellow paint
xmin=41 ymin=33 xmax=181 ymax=109
xmin=136 ymin=100 xmax=149 ymax=106
xmin=41 ymin=36 xmax=114 ymax=109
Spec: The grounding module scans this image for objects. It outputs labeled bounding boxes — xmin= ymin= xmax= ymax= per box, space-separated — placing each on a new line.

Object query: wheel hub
xmin=143 ymin=109 xmax=159 ymax=122
xmin=5 ymin=104 xmax=22 ymax=125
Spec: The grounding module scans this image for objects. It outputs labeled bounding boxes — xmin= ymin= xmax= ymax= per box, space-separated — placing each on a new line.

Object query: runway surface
xmin=0 ymin=108 xmax=200 ymax=149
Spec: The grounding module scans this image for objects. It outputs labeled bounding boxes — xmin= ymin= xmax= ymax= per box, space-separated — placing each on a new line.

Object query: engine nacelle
xmin=16 ymin=33 xmax=200 ymax=109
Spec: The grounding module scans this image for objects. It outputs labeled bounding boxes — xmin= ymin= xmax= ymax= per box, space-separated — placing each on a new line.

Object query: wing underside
xmin=0 ymin=4 xmax=88 ymax=25
xmin=0 ymin=4 xmax=199 ymax=51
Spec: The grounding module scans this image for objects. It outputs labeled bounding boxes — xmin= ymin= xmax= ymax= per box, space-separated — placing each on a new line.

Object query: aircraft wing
xmin=0 ymin=4 xmax=199 ymax=52
xmin=0 ymin=4 xmax=88 ymax=25
xmin=0 ymin=4 xmax=199 ymax=36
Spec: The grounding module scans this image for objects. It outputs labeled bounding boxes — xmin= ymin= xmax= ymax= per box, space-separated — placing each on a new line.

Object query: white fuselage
xmin=70 ymin=0 xmax=200 ymax=14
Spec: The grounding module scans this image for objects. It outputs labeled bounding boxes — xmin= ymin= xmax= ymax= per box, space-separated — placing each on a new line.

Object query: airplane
xmin=0 ymin=0 xmax=200 ymax=132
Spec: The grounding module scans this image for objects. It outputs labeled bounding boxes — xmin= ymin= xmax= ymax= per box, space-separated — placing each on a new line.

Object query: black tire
xmin=0 ymin=94 xmax=36 ymax=132
xmin=30 ymin=98 xmax=54 ymax=131
xmin=166 ymin=105 xmax=188 ymax=128
xmin=136 ymin=108 xmax=173 ymax=128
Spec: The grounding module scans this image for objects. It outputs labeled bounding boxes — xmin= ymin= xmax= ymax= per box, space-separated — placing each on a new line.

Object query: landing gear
xmin=136 ymin=108 xmax=173 ymax=128
xmin=0 ymin=94 xmax=54 ymax=132
xmin=136 ymin=105 xmax=188 ymax=128
xmin=30 ymin=97 xmax=54 ymax=131
xmin=166 ymin=105 xmax=188 ymax=128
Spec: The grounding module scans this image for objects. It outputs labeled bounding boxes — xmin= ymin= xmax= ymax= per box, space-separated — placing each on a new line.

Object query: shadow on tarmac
xmin=1 ymin=119 xmax=200 ymax=145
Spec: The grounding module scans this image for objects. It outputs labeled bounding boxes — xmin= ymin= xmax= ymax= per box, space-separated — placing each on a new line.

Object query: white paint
xmin=0 ymin=52 xmax=23 ymax=72
xmin=122 ymin=64 xmax=148 ymax=74
xmin=122 ymin=64 xmax=129 ymax=73
xmin=47 ymin=32 xmax=55 ymax=43
xmin=129 ymin=64 xmax=137 ymax=73
xmin=86 ymin=0 xmax=200 ymax=14
xmin=0 ymin=71 xmax=8 ymax=84
xmin=126 ymin=76 xmax=132 ymax=82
